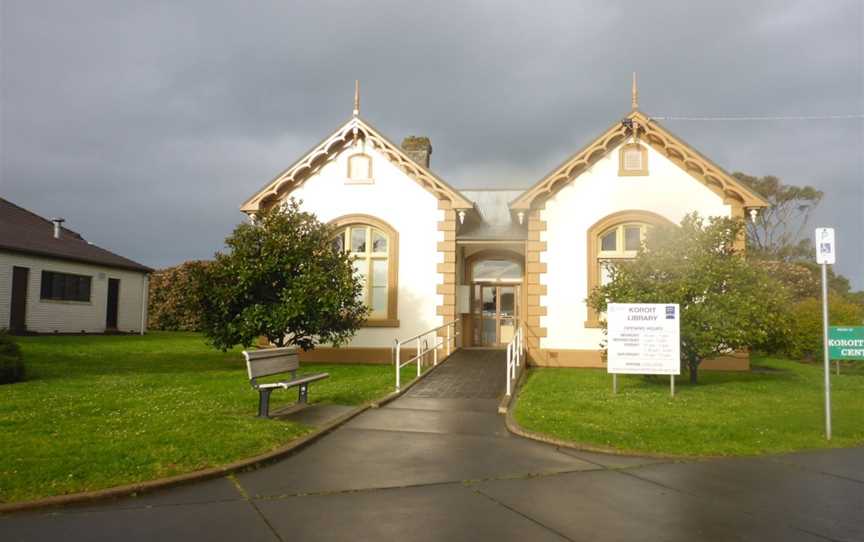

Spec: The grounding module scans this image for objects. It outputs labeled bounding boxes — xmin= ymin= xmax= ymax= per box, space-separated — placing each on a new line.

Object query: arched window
xmin=471 ymin=259 xmax=522 ymax=283
xmin=597 ymin=223 xmax=648 ymax=286
xmin=331 ymin=215 xmax=398 ymax=326
xmin=586 ymin=210 xmax=673 ymax=328
xmin=346 ymin=153 xmax=373 ymax=183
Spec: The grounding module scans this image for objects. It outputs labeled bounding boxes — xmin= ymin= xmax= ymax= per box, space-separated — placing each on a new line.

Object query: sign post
xmin=815 ymin=227 xmax=835 ymax=440
xmin=607 ymin=303 xmax=680 ymax=397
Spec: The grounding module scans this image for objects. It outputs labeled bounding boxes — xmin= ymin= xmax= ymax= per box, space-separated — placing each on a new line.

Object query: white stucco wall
xmin=284 ymin=142 xmax=444 ymax=347
xmin=540 ymin=142 xmax=732 ymax=351
xmin=0 ymin=250 xmax=149 ymax=333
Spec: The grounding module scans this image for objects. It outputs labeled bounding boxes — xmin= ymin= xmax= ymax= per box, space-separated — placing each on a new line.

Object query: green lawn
xmin=0 ymin=332 xmax=417 ymax=503
xmin=514 ymin=357 xmax=864 ymax=457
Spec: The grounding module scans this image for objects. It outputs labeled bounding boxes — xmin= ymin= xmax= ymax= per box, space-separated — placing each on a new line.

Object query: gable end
xmin=510 ymin=111 xmax=769 ymax=211
xmin=241 ymin=117 xmax=473 ymax=213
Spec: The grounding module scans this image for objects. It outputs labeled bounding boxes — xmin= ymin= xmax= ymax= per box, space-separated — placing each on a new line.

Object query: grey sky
xmin=2 ymin=1 xmax=862 ymax=287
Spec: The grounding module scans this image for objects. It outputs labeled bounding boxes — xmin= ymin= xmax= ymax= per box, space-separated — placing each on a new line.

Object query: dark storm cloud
xmin=1 ymin=0 xmax=862 ymax=286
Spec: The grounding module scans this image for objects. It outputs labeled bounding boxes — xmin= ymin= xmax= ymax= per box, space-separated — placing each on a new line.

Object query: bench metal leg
xmin=298 ymin=383 xmax=308 ymax=404
xmin=257 ymin=388 xmax=273 ymax=418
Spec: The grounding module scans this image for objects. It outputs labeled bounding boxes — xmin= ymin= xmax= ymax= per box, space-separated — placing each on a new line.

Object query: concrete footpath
xmin=2 ymin=349 xmax=862 ymax=541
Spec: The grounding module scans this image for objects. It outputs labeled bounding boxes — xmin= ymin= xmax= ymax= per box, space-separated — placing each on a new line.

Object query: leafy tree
xmin=785 ymin=294 xmax=864 ymax=361
xmin=752 ymin=260 xmax=818 ymax=301
xmin=196 ymin=200 xmax=369 ymax=350
xmin=588 ymin=214 xmax=790 ymax=384
xmin=148 ymin=260 xmax=211 ymax=331
xmin=847 ymin=290 xmax=864 ymax=307
xmin=793 ymin=260 xmax=856 ymax=298
xmin=733 ymin=172 xmax=823 ymax=261
xmin=733 ymin=172 xmax=864 ymax=334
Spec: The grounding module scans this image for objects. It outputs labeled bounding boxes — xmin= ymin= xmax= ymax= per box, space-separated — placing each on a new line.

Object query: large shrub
xmin=148 ymin=260 xmax=211 ymax=331
xmin=785 ymin=295 xmax=864 ymax=361
xmin=196 ymin=199 xmax=368 ymax=350
xmin=0 ymin=331 xmax=25 ymax=384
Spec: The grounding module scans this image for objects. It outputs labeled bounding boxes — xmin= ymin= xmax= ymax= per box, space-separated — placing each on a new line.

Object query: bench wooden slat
xmin=244 ymin=348 xmax=298 ymax=361
xmin=243 ymin=347 xmax=299 ymax=379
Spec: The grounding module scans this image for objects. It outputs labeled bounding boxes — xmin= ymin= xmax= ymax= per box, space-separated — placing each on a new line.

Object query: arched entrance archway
xmin=464 ymin=250 xmax=523 ymax=346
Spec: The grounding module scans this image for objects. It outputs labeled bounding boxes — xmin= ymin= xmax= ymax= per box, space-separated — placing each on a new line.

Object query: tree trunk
xmin=688 ymin=358 xmax=700 ymax=384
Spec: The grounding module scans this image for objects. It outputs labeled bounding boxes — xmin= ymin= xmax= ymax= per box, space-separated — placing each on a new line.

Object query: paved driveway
xmin=2 ymin=350 xmax=862 ymax=541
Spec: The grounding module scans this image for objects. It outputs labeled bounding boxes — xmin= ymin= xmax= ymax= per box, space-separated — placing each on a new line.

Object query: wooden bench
xmin=242 ymin=346 xmax=329 ymax=418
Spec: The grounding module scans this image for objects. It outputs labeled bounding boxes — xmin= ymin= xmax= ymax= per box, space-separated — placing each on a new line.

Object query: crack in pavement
xmin=245 ymin=467 xmax=607 ymax=501
xmin=471 ymin=486 xmax=576 ymax=542
xmin=228 ymin=474 xmax=285 ymax=542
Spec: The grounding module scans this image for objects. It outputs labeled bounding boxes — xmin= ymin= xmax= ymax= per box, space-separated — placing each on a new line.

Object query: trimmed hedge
xmin=148 ymin=260 xmax=210 ymax=331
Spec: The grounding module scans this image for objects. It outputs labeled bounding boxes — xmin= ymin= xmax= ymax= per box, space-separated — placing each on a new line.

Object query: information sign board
xmin=607 ymin=303 xmax=680 ymax=375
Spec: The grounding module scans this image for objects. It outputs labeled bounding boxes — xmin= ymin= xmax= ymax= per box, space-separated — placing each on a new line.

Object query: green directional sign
xmin=828 ymin=327 xmax=864 ymax=361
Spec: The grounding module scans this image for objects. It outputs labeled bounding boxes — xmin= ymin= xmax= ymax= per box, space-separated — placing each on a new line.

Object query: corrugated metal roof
xmin=458 ymin=189 xmax=527 ymax=240
xmin=0 ymin=198 xmax=152 ymax=273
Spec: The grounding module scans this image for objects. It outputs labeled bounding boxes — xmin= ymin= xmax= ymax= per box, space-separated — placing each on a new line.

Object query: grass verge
xmin=0 ymin=331 xmax=417 ymax=503
xmin=513 ymin=356 xmax=864 ymax=456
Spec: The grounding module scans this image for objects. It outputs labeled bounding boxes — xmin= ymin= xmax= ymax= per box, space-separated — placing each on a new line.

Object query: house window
xmin=618 ymin=143 xmax=648 ymax=176
xmin=585 ymin=210 xmax=673 ymax=328
xmin=346 ymin=153 xmax=373 ymax=183
xmin=40 ymin=270 xmax=92 ymax=302
xmin=331 ymin=215 xmax=399 ymax=326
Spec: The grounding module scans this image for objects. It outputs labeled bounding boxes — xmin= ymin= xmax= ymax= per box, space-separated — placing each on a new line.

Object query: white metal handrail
xmin=505 ymin=323 xmax=525 ymax=396
xmin=393 ymin=319 xmax=461 ymax=391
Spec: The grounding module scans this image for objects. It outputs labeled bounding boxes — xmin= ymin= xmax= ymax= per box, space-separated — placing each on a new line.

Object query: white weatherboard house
xmin=0 ymin=198 xmax=151 ymax=334
xmin=241 ymin=81 xmax=768 ymax=370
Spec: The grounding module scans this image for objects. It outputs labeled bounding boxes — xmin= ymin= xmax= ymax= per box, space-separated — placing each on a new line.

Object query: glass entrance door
xmin=473 ymin=284 xmax=519 ymax=346
xmin=498 ymin=286 xmax=516 ymax=344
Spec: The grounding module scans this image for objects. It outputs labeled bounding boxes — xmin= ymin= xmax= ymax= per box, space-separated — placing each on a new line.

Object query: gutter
xmin=0 ymin=246 xmax=153 ymax=274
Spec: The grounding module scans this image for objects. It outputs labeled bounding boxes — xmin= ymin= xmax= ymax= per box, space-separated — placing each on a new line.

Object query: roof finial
xmin=631 ymin=72 xmax=638 ymax=110
xmin=353 ymin=80 xmax=360 ymax=117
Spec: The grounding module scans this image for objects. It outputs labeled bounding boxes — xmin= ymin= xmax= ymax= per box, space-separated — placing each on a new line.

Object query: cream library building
xmin=241 ymin=82 xmax=767 ymax=370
